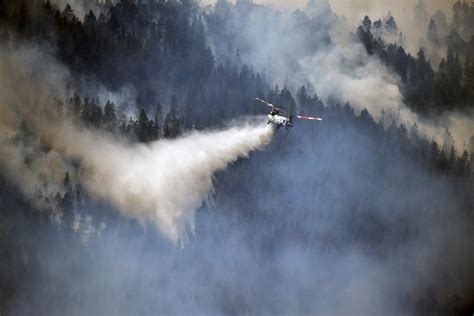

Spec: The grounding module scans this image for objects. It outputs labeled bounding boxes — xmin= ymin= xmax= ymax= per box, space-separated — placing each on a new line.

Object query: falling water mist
xmin=0 ymin=45 xmax=274 ymax=244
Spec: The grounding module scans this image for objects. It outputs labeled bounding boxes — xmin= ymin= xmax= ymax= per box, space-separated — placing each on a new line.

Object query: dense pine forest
xmin=0 ymin=0 xmax=473 ymax=315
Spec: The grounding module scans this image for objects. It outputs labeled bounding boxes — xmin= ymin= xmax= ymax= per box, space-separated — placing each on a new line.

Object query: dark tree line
xmin=65 ymin=92 xmax=182 ymax=142
xmin=0 ymin=0 xmax=214 ymax=107
xmin=356 ymin=13 xmax=474 ymax=114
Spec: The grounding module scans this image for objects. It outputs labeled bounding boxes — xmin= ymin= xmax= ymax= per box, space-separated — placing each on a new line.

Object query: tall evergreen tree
xmin=164 ymin=96 xmax=180 ymax=138
xmin=17 ymin=0 xmax=31 ymax=35
xmin=452 ymin=0 xmax=463 ymax=32
xmin=385 ymin=15 xmax=398 ymax=35
xmin=136 ymin=109 xmax=150 ymax=142
xmin=427 ymin=18 xmax=440 ymax=48
xmin=103 ymin=101 xmax=117 ymax=132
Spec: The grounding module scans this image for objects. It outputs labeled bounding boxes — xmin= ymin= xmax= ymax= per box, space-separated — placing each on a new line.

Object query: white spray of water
xmin=0 ymin=46 xmax=274 ymax=243
xmin=52 ymin=121 xmax=274 ymax=243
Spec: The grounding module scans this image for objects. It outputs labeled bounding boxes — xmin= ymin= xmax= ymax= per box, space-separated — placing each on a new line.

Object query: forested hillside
xmin=356 ymin=12 xmax=474 ymax=113
xmin=0 ymin=0 xmax=473 ymax=315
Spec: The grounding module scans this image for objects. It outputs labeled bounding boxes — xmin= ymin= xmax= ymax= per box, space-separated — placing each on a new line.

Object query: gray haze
xmin=205 ymin=0 xmax=473 ymax=152
xmin=0 ymin=1 xmax=473 ymax=315
xmin=202 ymin=0 xmax=454 ymax=20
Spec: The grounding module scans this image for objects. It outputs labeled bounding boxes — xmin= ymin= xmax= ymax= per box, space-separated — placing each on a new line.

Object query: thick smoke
xmin=329 ymin=0 xmax=454 ymax=57
xmin=0 ymin=45 xmax=273 ymax=243
xmin=204 ymin=0 xmax=454 ymax=46
xmin=205 ymin=0 xmax=472 ymax=152
xmin=300 ymin=42 xmax=473 ymax=152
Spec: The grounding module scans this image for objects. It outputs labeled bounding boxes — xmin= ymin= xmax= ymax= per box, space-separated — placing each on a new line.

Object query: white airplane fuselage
xmin=267 ymin=114 xmax=292 ymax=127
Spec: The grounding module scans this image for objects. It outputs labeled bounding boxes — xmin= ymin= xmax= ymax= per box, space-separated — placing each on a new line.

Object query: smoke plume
xmin=205 ymin=0 xmax=473 ymax=153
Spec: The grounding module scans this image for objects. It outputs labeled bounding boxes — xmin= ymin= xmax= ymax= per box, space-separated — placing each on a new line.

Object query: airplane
xmin=255 ymin=97 xmax=322 ymax=130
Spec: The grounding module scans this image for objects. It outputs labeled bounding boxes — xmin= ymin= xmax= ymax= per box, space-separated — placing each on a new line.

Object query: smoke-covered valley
xmin=0 ymin=0 xmax=473 ymax=315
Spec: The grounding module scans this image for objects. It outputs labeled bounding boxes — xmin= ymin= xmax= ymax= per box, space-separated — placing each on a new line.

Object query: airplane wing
xmin=296 ymin=115 xmax=322 ymax=121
